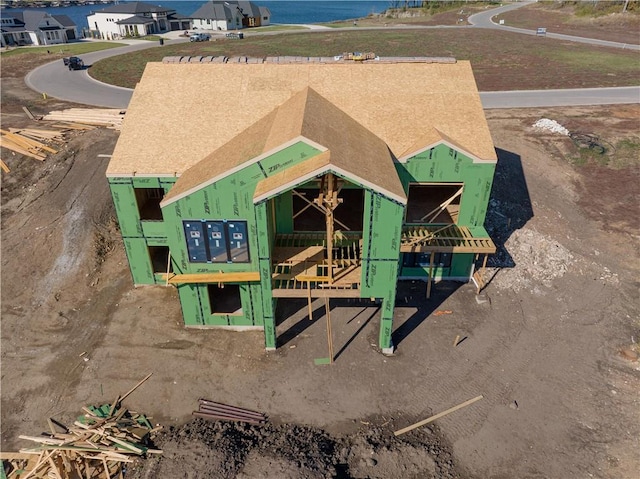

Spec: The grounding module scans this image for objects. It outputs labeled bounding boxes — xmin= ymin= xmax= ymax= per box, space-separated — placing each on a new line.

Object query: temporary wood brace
xmin=293 ymin=188 xmax=350 ymax=231
xmin=420 ymin=186 xmax=463 ymax=222
xmin=160 ymin=271 xmax=260 ymax=284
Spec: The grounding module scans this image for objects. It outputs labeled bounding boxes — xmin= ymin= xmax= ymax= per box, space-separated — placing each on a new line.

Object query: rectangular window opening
xmin=405 ymin=183 xmax=463 ymax=224
xmin=134 ymin=187 xmax=164 ymax=220
xmin=148 ymin=246 xmax=172 ymax=273
xmin=208 ymin=284 xmax=243 ymax=315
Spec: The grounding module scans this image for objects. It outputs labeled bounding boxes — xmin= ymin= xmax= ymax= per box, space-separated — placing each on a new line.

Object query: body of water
xmin=4 ymin=1 xmax=392 ymax=31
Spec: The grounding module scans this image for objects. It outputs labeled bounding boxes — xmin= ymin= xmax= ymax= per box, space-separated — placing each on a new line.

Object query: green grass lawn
xmin=1 ymin=42 xmax=126 ymax=58
xmin=89 ymin=29 xmax=640 ymax=92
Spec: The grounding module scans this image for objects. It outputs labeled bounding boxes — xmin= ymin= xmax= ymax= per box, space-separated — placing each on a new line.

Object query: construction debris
xmin=42 ymin=108 xmax=126 ymax=130
xmin=393 ymin=395 xmax=483 ymax=437
xmin=192 ymin=398 xmax=268 ymax=425
xmin=3 ymin=374 xmax=161 ymax=479
xmin=532 ymin=118 xmax=570 ymax=135
xmin=0 ymin=128 xmax=58 ymax=161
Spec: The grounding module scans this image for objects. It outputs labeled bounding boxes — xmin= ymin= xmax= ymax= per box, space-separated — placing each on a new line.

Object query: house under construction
xmin=106 ymin=55 xmax=497 ymax=354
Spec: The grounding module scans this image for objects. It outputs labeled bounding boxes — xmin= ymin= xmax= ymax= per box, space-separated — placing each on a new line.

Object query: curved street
xmin=24 ymin=2 xmax=640 ymax=110
xmin=468 ymin=1 xmax=640 ymax=51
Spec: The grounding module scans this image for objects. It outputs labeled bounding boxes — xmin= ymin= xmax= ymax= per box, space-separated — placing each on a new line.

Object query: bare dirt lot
xmin=2 ymin=28 xmax=640 ymax=479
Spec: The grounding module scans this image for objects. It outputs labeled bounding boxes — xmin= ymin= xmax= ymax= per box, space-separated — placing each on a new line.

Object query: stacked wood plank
xmin=42 ymin=109 xmax=126 ymax=130
xmin=4 ymin=374 xmax=161 ymax=479
xmin=0 ymin=128 xmax=61 ymax=161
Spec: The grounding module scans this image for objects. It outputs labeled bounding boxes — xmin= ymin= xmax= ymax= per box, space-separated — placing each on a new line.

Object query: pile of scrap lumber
xmin=193 ymin=398 xmax=268 ymax=425
xmin=2 ymin=374 xmax=161 ymax=479
xmin=0 ymin=128 xmax=65 ymax=162
xmin=41 ymin=108 xmax=125 ymax=130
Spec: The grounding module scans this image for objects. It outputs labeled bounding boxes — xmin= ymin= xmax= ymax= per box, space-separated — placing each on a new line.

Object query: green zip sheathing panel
xmin=162 ymin=142 xmax=320 ymax=276
xmin=380 ymin=294 xmax=397 ymax=350
xmin=177 ymin=283 xmax=263 ymax=327
xmin=256 ymin=202 xmax=276 ymax=348
xmin=274 ymin=191 xmax=294 ymax=234
xmin=177 ymin=284 xmax=204 ymax=325
xmin=361 ymin=190 xmax=404 ymax=298
xmin=396 ymin=144 xmax=495 ymax=227
xmin=359 ymin=190 xmax=404 ymax=350
xmin=159 ymin=143 xmax=317 ymax=344
xmin=109 ymin=177 xmax=176 ymax=285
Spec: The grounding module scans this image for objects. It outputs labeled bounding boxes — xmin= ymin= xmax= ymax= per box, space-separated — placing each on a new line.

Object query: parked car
xmin=63 ymin=56 xmax=84 ymax=71
xmin=225 ymin=32 xmax=244 ymax=39
xmin=189 ymin=33 xmax=210 ymax=42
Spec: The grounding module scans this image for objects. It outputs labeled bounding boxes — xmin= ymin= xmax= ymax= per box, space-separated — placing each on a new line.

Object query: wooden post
xmin=325 ymin=296 xmax=334 ymax=363
xmin=426 ymin=251 xmax=435 ymax=299
xmin=325 ymin=173 xmax=335 ymax=283
xmin=307 ymin=281 xmax=313 ymax=320
xmin=165 ymin=250 xmax=171 ymax=286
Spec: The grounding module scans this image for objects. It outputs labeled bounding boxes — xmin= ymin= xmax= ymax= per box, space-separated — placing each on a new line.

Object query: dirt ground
xmin=2 ymin=23 xmax=640 ymax=479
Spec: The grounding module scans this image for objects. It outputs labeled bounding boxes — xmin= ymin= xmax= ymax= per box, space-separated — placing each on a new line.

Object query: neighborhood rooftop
xmin=107 ymin=58 xmax=497 ymax=178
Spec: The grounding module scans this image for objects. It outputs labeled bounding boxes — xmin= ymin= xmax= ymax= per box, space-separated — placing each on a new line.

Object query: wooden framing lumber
xmin=0 ymin=137 xmax=46 ymax=160
xmin=419 ymin=186 xmax=464 ymax=222
xmin=119 ymin=373 xmax=153 ymax=403
xmin=160 ymin=271 xmax=260 ymax=284
xmin=393 ymin=395 xmax=483 ymax=436
xmin=1 ymin=159 xmax=9 ymax=173
xmin=0 ymin=129 xmax=57 ymax=154
xmin=401 ymin=225 xmax=496 ymax=254
xmin=22 ymin=106 xmax=40 ymax=121
xmin=325 ymin=297 xmax=334 ymax=363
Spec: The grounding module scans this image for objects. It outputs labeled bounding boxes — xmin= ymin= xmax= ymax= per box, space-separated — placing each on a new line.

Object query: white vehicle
xmin=190 ymin=33 xmax=211 ymax=42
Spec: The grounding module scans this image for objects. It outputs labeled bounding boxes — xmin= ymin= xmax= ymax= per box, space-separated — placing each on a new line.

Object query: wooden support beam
xmin=160 ymin=271 xmax=260 ymax=284
xmin=393 ymin=395 xmax=483 ymax=436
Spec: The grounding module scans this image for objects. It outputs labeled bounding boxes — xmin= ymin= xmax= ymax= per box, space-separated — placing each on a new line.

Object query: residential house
xmin=106 ymin=55 xmax=497 ymax=355
xmin=86 ymin=1 xmax=191 ymax=40
xmin=191 ymin=1 xmax=270 ymax=31
xmin=1 ymin=10 xmax=77 ymax=47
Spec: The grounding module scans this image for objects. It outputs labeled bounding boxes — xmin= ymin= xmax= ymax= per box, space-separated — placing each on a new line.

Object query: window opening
xmin=405 ymin=184 xmax=463 ymax=224
xmin=208 ymin=284 xmax=242 ymax=315
xmin=134 ymin=187 xmax=164 ymax=220
xmin=148 ymin=246 xmax=171 ymax=273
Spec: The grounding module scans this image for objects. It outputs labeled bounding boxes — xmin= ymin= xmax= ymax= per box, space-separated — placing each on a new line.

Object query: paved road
xmin=25 ymin=39 xmax=184 ymax=108
xmin=481 ymin=86 xmax=640 ymax=109
xmin=468 ymin=1 xmax=640 ymax=51
xmin=25 ymin=3 xmax=640 ymax=110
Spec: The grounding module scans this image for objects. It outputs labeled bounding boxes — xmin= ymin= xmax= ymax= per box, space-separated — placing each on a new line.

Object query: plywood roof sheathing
xmin=109 ymin=60 xmax=495 ymax=178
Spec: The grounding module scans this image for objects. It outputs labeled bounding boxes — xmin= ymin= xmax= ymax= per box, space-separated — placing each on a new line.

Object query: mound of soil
xmin=126 ymin=417 xmax=461 ymax=479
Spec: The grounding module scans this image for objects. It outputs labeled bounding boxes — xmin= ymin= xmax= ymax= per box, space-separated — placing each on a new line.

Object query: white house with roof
xmin=86 ymin=1 xmax=191 ymax=40
xmin=191 ymin=1 xmax=270 ymax=31
xmin=1 ymin=10 xmax=77 ymax=47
